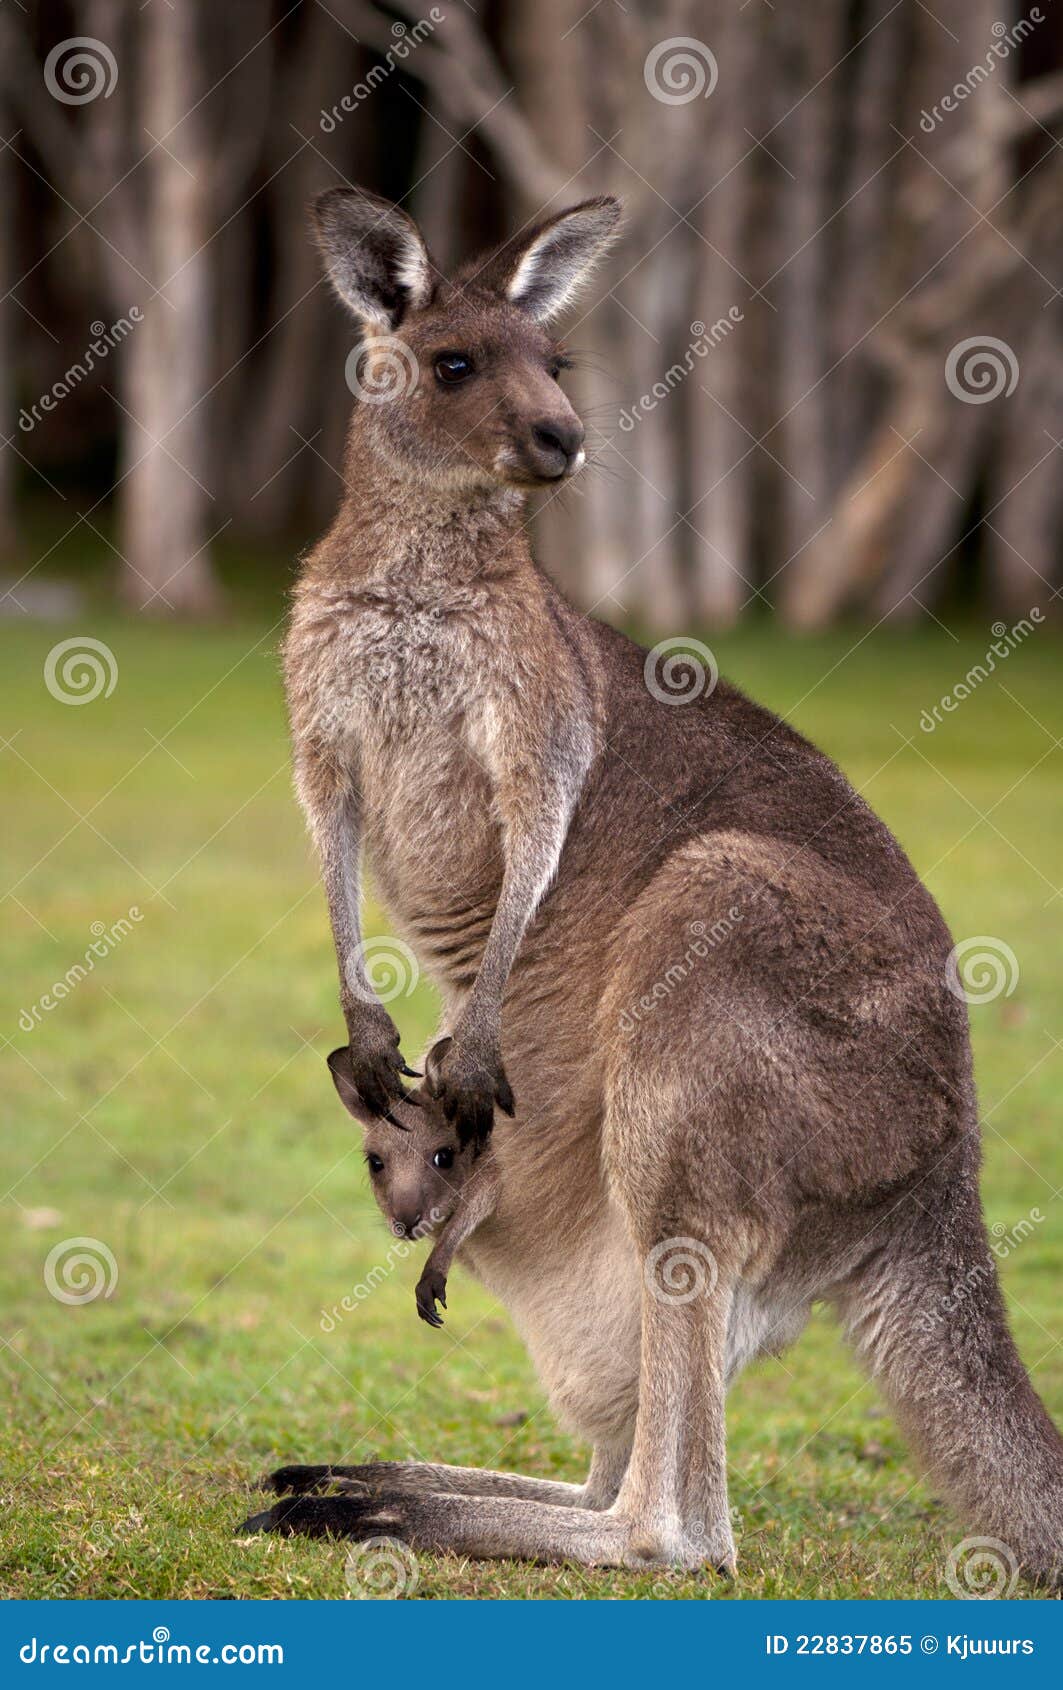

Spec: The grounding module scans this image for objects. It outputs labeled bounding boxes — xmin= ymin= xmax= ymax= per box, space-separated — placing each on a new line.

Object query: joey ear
xmin=327 ymin=1046 xmax=375 ymax=1125
xmin=480 ymin=197 xmax=622 ymax=324
xmin=313 ymin=188 xmax=434 ymax=331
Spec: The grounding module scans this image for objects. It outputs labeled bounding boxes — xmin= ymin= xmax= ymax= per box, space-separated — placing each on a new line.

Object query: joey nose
xmin=528 ymin=418 xmax=585 ymax=479
xmin=394 ymin=1209 xmax=423 ymax=1239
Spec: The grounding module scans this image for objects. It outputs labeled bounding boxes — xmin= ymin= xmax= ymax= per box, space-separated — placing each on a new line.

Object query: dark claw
xmin=237 ymin=1510 xmax=275 ymax=1534
xmin=399 ymin=1062 xmax=422 ymax=1079
xmin=416 ymin=1270 xmax=448 ymax=1328
xmin=263 ymin=1464 xmax=334 ymax=1495
xmin=380 ymin=1106 xmax=411 ymax=1131
xmin=237 ymin=1494 xmax=407 ymax=1540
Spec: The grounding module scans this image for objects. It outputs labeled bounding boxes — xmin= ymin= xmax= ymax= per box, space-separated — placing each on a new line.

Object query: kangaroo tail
xmin=833 ymin=1147 xmax=1063 ymax=1590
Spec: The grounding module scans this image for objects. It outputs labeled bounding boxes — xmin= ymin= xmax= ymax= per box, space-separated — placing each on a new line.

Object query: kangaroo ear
xmin=313 ymin=188 xmax=434 ymax=331
xmin=327 ymin=1046 xmax=374 ymax=1125
xmin=480 ymin=197 xmax=622 ymax=324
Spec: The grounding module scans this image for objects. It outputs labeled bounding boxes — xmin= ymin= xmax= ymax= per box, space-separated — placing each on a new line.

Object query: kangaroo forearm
xmin=465 ymin=731 xmax=592 ymax=1027
xmin=427 ymin=1159 xmax=499 ymax=1274
xmin=317 ymin=804 xmax=367 ymax=1007
xmin=465 ymin=840 xmax=564 ymax=1025
xmin=293 ymin=744 xmax=366 ymax=1005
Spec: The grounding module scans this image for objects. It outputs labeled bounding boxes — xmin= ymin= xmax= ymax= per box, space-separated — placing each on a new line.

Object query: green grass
xmin=1 ymin=610 xmax=1061 ymax=1599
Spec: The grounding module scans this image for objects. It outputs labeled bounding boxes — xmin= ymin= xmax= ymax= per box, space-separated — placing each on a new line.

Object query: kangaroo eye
xmin=432 ymin=1147 xmax=455 ymax=1170
xmin=434 ymin=353 xmax=473 ymax=386
xmin=366 ymin=1153 xmax=384 ymax=1174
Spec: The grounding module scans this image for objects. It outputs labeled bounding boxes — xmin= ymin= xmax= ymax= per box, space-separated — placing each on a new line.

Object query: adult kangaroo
xmin=257 ymin=188 xmax=1063 ymax=1582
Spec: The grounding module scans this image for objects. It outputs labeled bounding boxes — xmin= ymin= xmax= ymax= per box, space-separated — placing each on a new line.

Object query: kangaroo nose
xmin=530 ymin=419 xmax=585 ymax=476
xmin=393 ymin=1209 xmax=423 ymax=1239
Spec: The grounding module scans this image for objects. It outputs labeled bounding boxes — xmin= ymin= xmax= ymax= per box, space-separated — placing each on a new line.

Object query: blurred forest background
xmin=4 ymin=2 xmax=1063 ymax=1602
xmin=2 ymin=0 xmax=1062 ymax=628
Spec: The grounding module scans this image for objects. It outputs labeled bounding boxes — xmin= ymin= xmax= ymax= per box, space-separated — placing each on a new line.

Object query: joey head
xmin=328 ymin=1047 xmax=499 ymax=1328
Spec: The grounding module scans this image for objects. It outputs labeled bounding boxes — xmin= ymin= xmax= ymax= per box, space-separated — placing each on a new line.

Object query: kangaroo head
xmin=327 ymin=1047 xmax=468 ymax=1240
xmin=314 ymin=187 xmax=621 ymax=491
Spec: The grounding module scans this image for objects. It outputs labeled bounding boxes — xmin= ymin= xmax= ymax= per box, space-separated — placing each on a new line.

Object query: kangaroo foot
xmin=261 ymin=1463 xmax=370 ymax=1496
xmin=239 ymin=1489 xmax=722 ymax=1569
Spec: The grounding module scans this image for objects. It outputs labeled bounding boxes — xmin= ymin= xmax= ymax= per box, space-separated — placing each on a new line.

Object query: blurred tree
xmin=2 ymin=0 xmax=1061 ymax=624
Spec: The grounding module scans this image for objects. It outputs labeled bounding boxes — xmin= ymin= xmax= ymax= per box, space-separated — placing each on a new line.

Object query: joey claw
xmin=416 ymin=1268 xmax=448 ymax=1328
xmin=380 ymin=1106 xmax=411 ymax=1131
xmin=399 ymin=1062 xmax=423 ymax=1079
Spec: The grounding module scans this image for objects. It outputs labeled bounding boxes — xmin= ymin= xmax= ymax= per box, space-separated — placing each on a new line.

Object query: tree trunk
xmin=118 ymin=0 xmax=218 ymax=611
xmin=0 ymin=15 xmax=18 ymax=567
xmin=772 ymin=3 xmax=848 ymax=592
xmin=686 ymin=0 xmax=756 ymax=626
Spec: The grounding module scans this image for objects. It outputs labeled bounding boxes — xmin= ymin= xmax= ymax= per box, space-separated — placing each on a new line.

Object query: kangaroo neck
xmin=333 ymin=427 xmax=532 ymax=588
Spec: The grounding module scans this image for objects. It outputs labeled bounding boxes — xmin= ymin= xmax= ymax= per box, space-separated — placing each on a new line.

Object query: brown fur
xmin=248 ymin=190 xmax=1063 ymax=1583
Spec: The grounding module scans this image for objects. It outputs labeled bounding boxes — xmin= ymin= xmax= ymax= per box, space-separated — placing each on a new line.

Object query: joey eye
xmin=550 ymin=355 xmax=573 ymax=381
xmin=366 ymin=1153 xmax=384 ymax=1175
xmin=434 ymin=353 xmax=473 ymax=386
xmin=432 ymin=1147 xmax=455 ymax=1170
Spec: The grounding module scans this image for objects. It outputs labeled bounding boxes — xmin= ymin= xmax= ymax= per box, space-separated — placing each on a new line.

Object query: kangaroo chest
xmin=301 ymin=581 xmax=506 ymax=986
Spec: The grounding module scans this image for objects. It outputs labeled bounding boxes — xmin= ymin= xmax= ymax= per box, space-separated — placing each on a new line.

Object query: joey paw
xmin=416 ymin=1267 xmax=448 ymax=1328
xmin=423 ymin=1035 xmax=513 ymax=1150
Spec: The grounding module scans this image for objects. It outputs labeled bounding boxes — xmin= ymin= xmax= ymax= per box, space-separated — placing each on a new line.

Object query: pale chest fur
xmin=290 ymin=577 xmax=509 ymax=984
xmin=295 ymin=581 xmax=497 ymax=744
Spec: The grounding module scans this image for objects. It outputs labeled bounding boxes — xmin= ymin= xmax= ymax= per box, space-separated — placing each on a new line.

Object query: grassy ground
xmin=1 ymin=609 xmax=1061 ymax=1600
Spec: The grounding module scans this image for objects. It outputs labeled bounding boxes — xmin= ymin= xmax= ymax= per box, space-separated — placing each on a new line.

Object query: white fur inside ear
xmin=506 ymin=205 xmax=619 ymax=323
xmin=394 ymin=233 xmax=432 ymax=313
xmin=316 ymin=191 xmax=433 ymax=330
